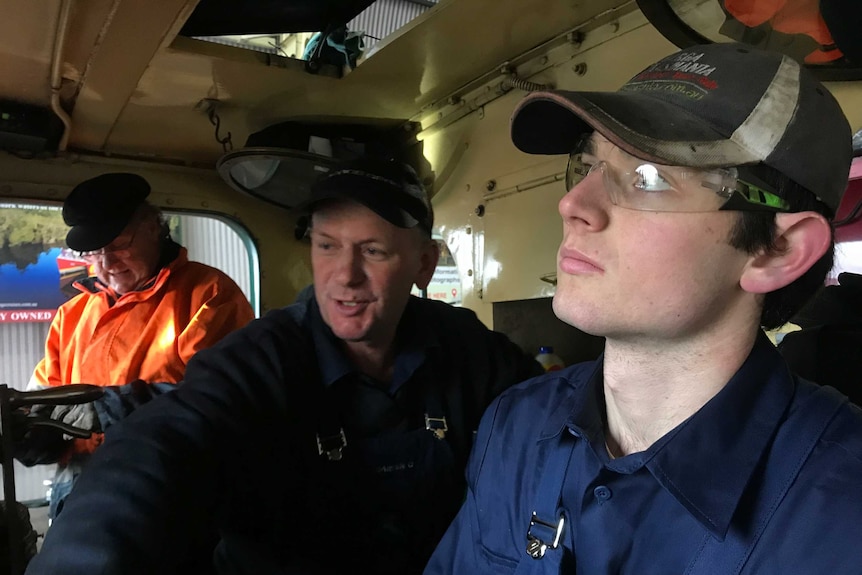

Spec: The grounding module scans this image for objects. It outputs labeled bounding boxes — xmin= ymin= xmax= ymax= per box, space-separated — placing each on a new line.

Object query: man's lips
xmin=558 ymin=247 xmax=603 ymax=274
xmin=332 ymin=298 xmax=371 ymax=314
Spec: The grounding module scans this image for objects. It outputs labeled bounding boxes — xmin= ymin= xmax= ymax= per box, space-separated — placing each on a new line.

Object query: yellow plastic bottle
xmin=535 ymin=346 xmax=565 ymax=372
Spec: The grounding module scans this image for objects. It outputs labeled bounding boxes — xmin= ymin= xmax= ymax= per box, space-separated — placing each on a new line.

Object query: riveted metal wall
xmin=350 ymin=0 xmax=439 ymax=52
xmin=174 ymin=213 xmax=257 ymax=309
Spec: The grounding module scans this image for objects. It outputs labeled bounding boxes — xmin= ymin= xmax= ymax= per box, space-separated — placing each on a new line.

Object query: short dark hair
xmin=728 ymin=166 xmax=835 ymax=330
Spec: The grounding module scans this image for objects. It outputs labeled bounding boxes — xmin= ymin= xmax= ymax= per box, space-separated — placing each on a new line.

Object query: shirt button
xmin=594 ymin=485 xmax=612 ymax=503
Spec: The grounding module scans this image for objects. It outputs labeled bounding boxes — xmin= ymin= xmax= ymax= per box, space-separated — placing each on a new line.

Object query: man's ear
xmin=740 ymin=211 xmax=832 ymax=294
xmin=414 ymin=237 xmax=440 ymax=290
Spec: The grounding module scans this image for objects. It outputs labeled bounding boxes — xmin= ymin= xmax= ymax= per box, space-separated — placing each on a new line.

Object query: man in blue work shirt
xmin=426 ymin=43 xmax=862 ymax=574
xmin=27 ymin=158 xmax=543 ymax=575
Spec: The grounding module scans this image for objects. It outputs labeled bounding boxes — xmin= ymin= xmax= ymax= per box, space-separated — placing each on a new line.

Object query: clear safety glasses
xmin=76 ymin=220 xmax=142 ymax=260
xmin=565 ymin=136 xmax=790 ymax=213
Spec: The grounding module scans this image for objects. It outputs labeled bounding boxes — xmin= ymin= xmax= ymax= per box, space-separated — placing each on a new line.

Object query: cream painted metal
xmin=0 ymin=0 xmax=634 ymax=165
xmin=3 ymin=0 xmax=861 ymax=178
xmin=0 ymin=1 xmax=58 ymax=105
xmin=424 ymin=12 xmax=678 ymax=323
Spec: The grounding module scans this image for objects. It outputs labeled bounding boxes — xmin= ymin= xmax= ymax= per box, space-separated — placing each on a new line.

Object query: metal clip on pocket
xmin=526 ymin=512 xmax=565 ymax=559
xmin=316 ymin=428 xmax=347 ymax=461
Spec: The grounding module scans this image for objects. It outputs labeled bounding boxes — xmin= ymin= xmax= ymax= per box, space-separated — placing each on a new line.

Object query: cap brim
xmin=65 ymin=219 xmax=128 ymax=252
xmin=510 ymin=90 xmax=762 ymax=168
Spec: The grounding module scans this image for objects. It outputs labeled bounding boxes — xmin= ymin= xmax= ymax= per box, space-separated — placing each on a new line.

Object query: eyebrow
xmin=309 ymin=229 xmax=388 ymax=246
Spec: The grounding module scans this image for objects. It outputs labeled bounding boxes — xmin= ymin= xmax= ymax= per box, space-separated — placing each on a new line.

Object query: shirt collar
xmin=306 ymin=298 xmax=353 ymax=387
xmin=646 ymin=332 xmax=795 ymax=540
xmin=308 ymin=296 xmax=440 ymax=392
xmin=537 ymin=358 xmax=604 ymax=442
xmin=390 ymin=297 xmax=442 ymax=392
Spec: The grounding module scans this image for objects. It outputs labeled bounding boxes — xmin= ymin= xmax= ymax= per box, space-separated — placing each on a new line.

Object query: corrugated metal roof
xmin=191 ymin=35 xmax=281 ymax=55
xmin=190 ymin=1 xmax=439 ymax=61
xmin=350 ymin=0 xmax=439 ymax=52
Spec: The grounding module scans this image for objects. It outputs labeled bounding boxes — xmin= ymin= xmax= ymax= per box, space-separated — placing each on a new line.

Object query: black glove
xmin=11 ymin=405 xmax=71 ymax=467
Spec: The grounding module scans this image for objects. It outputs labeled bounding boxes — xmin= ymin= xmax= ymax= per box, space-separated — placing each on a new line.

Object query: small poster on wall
xmin=0 ymin=203 xmax=86 ymax=323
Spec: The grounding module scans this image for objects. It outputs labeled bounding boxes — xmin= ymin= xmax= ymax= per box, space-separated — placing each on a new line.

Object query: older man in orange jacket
xmin=18 ymin=172 xmax=254 ymax=520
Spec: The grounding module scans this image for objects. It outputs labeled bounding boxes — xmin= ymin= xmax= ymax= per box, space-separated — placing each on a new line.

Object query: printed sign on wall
xmin=0 ymin=203 xmax=86 ymax=323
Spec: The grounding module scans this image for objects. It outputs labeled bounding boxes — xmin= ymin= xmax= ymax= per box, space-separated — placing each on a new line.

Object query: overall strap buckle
xmin=525 ymin=512 xmax=565 ymax=559
xmin=316 ymin=428 xmax=347 ymax=461
xmin=424 ymin=413 xmax=448 ymax=440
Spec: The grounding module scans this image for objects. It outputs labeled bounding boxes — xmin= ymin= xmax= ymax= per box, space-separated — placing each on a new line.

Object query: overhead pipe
xmin=49 ymin=0 xmax=74 ymax=152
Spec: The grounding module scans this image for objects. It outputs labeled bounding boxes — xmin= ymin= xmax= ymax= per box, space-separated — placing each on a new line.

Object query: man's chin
xmin=329 ymin=323 xmax=371 ymax=343
xmin=108 ymin=280 xmax=141 ymax=295
xmin=105 ymin=282 xmax=128 ymax=294
xmin=99 ymin=272 xmax=132 ymax=293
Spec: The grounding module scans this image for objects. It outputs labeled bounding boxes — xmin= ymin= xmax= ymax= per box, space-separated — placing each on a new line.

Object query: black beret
xmin=63 ymin=173 xmax=150 ymax=251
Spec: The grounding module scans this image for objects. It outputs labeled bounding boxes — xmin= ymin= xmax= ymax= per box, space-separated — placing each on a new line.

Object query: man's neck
xmin=343 ymin=339 xmax=396 ymax=384
xmin=601 ymin=320 xmax=760 ymax=456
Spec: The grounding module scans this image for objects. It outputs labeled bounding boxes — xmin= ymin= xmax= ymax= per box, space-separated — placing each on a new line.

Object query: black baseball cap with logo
xmin=303 ymin=157 xmax=433 ymax=235
xmin=63 ymin=173 xmax=150 ymax=251
xmin=510 ymin=43 xmax=852 ymax=214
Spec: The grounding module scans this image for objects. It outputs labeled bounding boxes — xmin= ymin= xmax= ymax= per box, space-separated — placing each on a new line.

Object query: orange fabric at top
xmin=28 ymin=248 xmax=254 ymax=456
xmin=724 ymin=0 xmax=841 ymax=63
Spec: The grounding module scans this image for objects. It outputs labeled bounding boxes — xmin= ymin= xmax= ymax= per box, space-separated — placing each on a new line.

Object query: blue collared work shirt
xmin=425 ymin=333 xmax=862 ymax=574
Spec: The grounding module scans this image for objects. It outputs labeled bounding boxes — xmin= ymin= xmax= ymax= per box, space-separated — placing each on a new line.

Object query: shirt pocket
xmin=472 ymin=492 xmax=521 ymax=572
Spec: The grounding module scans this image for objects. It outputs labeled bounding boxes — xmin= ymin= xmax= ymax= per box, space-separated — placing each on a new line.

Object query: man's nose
xmin=99 ymin=251 xmax=121 ymax=265
xmin=334 ymin=248 xmax=365 ymax=284
xmin=558 ymin=166 xmax=610 ymax=228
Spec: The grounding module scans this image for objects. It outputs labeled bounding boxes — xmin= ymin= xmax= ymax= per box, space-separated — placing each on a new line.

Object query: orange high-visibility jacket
xmin=724 ymin=0 xmax=841 ymax=64
xmin=28 ymin=247 xmax=255 ymax=454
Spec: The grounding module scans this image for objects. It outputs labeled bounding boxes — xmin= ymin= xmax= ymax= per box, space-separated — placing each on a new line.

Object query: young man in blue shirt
xmin=426 ymin=43 xmax=862 ymax=574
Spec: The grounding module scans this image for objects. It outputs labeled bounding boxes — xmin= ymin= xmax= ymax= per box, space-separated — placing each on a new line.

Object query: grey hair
xmin=133 ymin=201 xmax=171 ymax=240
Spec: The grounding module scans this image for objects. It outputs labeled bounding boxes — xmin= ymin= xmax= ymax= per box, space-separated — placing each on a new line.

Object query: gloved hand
xmin=12 ymin=404 xmax=70 ymax=466
xmin=50 ymin=402 xmax=101 ymax=439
